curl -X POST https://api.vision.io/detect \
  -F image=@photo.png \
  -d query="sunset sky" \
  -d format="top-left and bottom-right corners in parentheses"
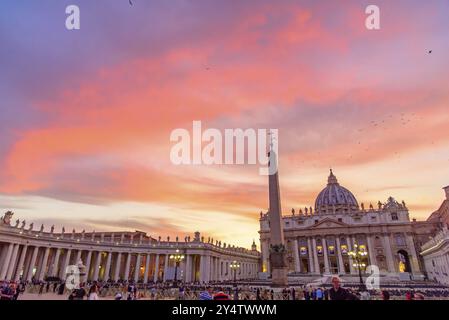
top-left (1, 0), bottom-right (449, 248)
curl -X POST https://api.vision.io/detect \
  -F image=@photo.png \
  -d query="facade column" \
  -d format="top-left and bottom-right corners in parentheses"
top-left (104, 252), bottom-right (112, 281)
top-left (406, 234), bottom-right (421, 274)
top-left (15, 245), bottom-right (28, 281)
top-left (114, 252), bottom-right (122, 281)
top-left (322, 238), bottom-right (330, 274)
top-left (0, 243), bottom-right (14, 280)
top-left (124, 252), bottom-right (131, 281)
top-left (335, 236), bottom-right (345, 274)
top-left (153, 254), bottom-right (160, 283)
top-left (6, 244), bottom-right (20, 280)
top-left (143, 254), bottom-right (151, 283)
top-left (346, 236), bottom-right (355, 274)
top-left (307, 237), bottom-right (314, 273)
top-left (312, 237), bottom-right (320, 274)
top-left (185, 254), bottom-right (192, 283)
top-left (366, 235), bottom-right (377, 267)
top-left (205, 255), bottom-right (211, 283)
top-left (293, 239), bottom-right (301, 272)
top-left (383, 233), bottom-right (396, 273)
top-left (199, 255), bottom-right (205, 283)
top-left (51, 248), bottom-right (61, 277)
top-left (59, 249), bottom-right (72, 280)
top-left (75, 250), bottom-right (82, 264)
top-left (134, 253), bottom-right (141, 282)
top-left (261, 240), bottom-right (270, 275)
top-left (27, 246), bottom-right (40, 281)
top-left (93, 251), bottom-right (102, 280)
top-left (38, 247), bottom-right (50, 281)
top-left (85, 251), bottom-right (93, 280)
top-left (163, 254), bottom-right (169, 282)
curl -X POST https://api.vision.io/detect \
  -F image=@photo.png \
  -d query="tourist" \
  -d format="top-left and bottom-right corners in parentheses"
top-left (213, 291), bottom-right (230, 300)
top-left (0, 283), bottom-right (15, 301)
top-left (316, 287), bottom-right (324, 300)
top-left (328, 276), bottom-right (355, 300)
top-left (414, 292), bottom-right (425, 300)
top-left (199, 287), bottom-right (213, 300)
top-left (74, 283), bottom-right (87, 300)
top-left (88, 281), bottom-right (100, 300)
top-left (381, 290), bottom-right (390, 300)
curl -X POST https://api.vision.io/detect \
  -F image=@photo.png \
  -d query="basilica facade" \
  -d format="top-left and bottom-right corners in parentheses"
top-left (259, 170), bottom-right (440, 281)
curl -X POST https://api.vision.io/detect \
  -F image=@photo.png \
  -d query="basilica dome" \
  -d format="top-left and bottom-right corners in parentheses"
top-left (315, 170), bottom-right (359, 214)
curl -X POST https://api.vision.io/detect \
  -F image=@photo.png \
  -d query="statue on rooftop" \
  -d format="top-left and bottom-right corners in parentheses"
top-left (1, 211), bottom-right (13, 225)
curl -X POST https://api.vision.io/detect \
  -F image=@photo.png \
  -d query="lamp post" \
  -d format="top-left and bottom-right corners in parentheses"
top-left (348, 243), bottom-right (368, 291)
top-left (230, 261), bottom-right (240, 287)
top-left (169, 249), bottom-right (185, 288)
top-left (230, 260), bottom-right (241, 300)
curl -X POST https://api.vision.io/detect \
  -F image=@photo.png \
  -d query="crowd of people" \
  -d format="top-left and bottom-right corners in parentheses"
top-left (2, 276), bottom-right (449, 300)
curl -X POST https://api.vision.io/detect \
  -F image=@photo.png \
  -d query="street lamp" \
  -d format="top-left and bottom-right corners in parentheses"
top-left (169, 249), bottom-right (185, 288)
top-left (348, 243), bottom-right (368, 291)
top-left (230, 260), bottom-right (240, 287)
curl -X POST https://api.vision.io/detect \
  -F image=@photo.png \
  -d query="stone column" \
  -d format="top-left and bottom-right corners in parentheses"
top-left (185, 254), bottom-right (192, 283)
top-left (199, 255), bottom-right (205, 283)
top-left (205, 255), bottom-right (211, 283)
top-left (6, 244), bottom-right (20, 280)
top-left (406, 234), bottom-right (421, 274)
top-left (144, 254), bottom-right (151, 283)
top-left (335, 236), bottom-right (345, 274)
top-left (124, 252), bottom-right (131, 281)
top-left (134, 253), bottom-right (141, 282)
top-left (92, 251), bottom-right (102, 280)
top-left (366, 235), bottom-right (377, 266)
top-left (27, 246), bottom-right (39, 281)
top-left (0, 243), bottom-right (14, 280)
top-left (383, 233), bottom-right (396, 273)
top-left (59, 249), bottom-right (72, 280)
top-left (307, 237), bottom-right (314, 273)
top-left (15, 245), bottom-right (28, 281)
top-left (114, 252), bottom-right (122, 281)
top-left (85, 251), bottom-right (92, 280)
top-left (104, 252), bottom-right (112, 281)
top-left (163, 254), bottom-right (169, 282)
top-left (293, 239), bottom-right (301, 272)
top-left (346, 236), bottom-right (355, 274)
top-left (312, 237), bottom-right (320, 274)
top-left (322, 238), bottom-right (330, 274)
top-left (51, 248), bottom-right (61, 277)
top-left (75, 250), bottom-right (82, 264)
top-left (153, 254), bottom-right (160, 283)
top-left (38, 247), bottom-right (50, 281)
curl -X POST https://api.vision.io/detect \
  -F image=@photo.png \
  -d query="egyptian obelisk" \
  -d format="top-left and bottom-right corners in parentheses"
top-left (267, 141), bottom-right (288, 287)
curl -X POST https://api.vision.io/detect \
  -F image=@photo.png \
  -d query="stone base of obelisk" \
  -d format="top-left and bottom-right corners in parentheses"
top-left (270, 267), bottom-right (289, 287)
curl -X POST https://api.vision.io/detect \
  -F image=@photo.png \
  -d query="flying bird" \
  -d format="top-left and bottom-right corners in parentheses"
top-left (428, 50), bottom-right (432, 54)
top-left (129, 0), bottom-right (133, 5)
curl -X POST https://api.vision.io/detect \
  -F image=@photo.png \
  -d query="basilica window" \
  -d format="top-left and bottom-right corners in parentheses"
top-left (317, 245), bottom-right (323, 255)
top-left (300, 247), bottom-right (308, 256)
top-left (340, 244), bottom-right (348, 254)
top-left (391, 212), bottom-right (399, 221)
top-left (395, 234), bottom-right (406, 246)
